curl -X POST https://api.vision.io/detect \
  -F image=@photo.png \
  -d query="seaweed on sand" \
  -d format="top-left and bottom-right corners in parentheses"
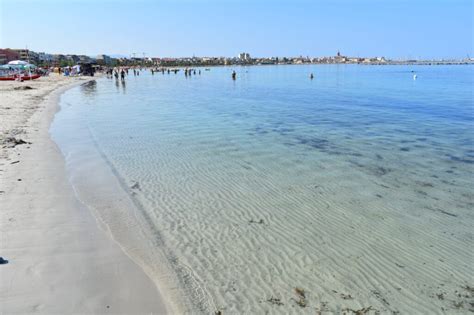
top-left (267, 296), bottom-right (284, 306)
top-left (293, 287), bottom-right (307, 308)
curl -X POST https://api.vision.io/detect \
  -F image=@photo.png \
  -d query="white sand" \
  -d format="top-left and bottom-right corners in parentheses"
top-left (0, 75), bottom-right (168, 314)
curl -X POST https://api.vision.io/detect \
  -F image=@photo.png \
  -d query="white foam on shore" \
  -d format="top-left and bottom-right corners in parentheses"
top-left (52, 94), bottom-right (194, 313)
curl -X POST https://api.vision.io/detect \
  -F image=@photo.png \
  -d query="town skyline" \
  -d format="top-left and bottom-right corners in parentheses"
top-left (2, 47), bottom-right (471, 68)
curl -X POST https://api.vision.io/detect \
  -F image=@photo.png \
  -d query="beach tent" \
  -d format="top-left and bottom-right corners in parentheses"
top-left (1, 63), bottom-right (36, 69)
top-left (0, 63), bottom-right (37, 72)
top-left (7, 60), bottom-right (28, 65)
top-left (70, 65), bottom-right (81, 76)
top-left (1, 64), bottom-right (36, 70)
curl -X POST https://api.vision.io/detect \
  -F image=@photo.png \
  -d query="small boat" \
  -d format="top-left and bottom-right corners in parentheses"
top-left (0, 74), bottom-right (41, 81)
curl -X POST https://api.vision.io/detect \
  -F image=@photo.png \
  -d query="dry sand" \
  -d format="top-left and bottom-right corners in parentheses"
top-left (0, 74), bottom-right (167, 314)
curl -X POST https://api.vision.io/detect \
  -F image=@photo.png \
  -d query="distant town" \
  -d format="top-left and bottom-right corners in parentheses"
top-left (1, 48), bottom-right (472, 67)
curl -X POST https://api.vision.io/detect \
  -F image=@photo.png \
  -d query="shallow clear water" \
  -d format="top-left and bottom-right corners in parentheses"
top-left (52, 65), bottom-right (473, 314)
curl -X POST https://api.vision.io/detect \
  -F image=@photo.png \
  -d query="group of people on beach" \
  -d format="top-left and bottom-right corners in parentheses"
top-left (103, 66), bottom-right (317, 81)
top-left (104, 66), bottom-right (305, 81)
top-left (106, 66), bottom-right (210, 81)
top-left (106, 67), bottom-right (141, 81)
top-left (151, 68), bottom-right (181, 75)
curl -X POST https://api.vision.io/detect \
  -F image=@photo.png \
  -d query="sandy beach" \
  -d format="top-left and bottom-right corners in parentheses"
top-left (0, 74), bottom-right (167, 314)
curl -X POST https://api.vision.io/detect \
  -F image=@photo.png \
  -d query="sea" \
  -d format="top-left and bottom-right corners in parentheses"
top-left (51, 65), bottom-right (473, 314)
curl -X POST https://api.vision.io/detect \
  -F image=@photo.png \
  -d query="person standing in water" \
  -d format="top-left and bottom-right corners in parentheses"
top-left (120, 68), bottom-right (125, 81)
top-left (310, 73), bottom-right (314, 79)
top-left (232, 70), bottom-right (236, 80)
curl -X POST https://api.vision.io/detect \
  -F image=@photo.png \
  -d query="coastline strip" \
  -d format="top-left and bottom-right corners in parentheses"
top-left (0, 75), bottom-right (167, 314)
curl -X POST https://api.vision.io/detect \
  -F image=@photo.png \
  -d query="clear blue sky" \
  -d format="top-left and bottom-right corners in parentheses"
top-left (0, 0), bottom-right (472, 59)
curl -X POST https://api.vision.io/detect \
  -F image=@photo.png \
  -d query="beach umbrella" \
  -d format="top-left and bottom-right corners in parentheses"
top-left (7, 60), bottom-right (28, 65)
top-left (0, 63), bottom-right (36, 71)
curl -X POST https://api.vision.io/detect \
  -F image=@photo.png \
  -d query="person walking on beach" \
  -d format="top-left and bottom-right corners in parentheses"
top-left (120, 69), bottom-right (125, 81)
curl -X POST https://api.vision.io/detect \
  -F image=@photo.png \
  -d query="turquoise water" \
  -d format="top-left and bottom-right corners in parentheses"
top-left (52, 65), bottom-right (473, 314)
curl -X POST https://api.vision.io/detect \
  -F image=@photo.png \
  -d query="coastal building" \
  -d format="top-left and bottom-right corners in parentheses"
top-left (151, 57), bottom-right (161, 65)
top-left (12, 49), bottom-right (29, 60)
top-left (238, 52), bottom-right (251, 63)
top-left (334, 51), bottom-right (348, 63)
top-left (78, 55), bottom-right (94, 63)
top-left (96, 54), bottom-right (112, 65)
top-left (66, 55), bottom-right (80, 63)
top-left (0, 48), bottom-right (20, 64)
top-left (38, 52), bottom-right (53, 63)
top-left (52, 54), bottom-right (66, 62)
top-left (0, 48), bottom-right (38, 64)
top-left (11, 49), bottom-right (38, 64)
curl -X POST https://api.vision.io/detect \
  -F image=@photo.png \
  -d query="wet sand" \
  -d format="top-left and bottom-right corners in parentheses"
top-left (0, 74), bottom-right (168, 314)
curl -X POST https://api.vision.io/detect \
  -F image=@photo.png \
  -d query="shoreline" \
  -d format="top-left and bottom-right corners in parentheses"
top-left (0, 75), bottom-right (168, 313)
top-left (52, 79), bottom-right (193, 314)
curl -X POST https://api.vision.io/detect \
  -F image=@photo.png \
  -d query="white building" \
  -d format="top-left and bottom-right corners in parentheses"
top-left (38, 52), bottom-right (53, 63)
top-left (238, 52), bottom-right (251, 62)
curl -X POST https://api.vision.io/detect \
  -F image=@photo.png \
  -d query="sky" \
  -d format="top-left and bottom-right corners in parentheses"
top-left (0, 0), bottom-right (472, 59)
